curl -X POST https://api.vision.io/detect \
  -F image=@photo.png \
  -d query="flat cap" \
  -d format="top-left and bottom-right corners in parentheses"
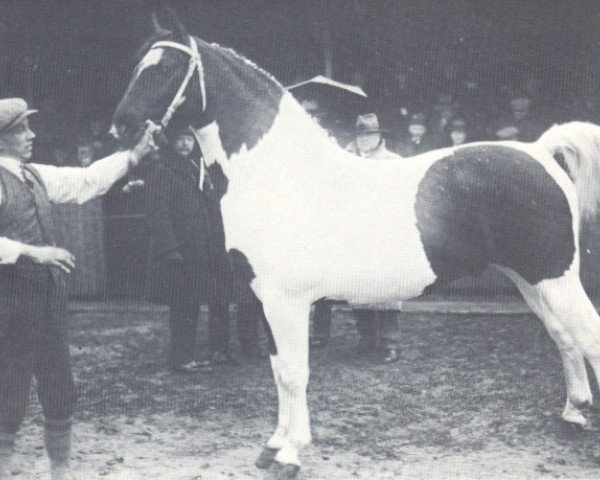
top-left (0, 98), bottom-right (37, 134)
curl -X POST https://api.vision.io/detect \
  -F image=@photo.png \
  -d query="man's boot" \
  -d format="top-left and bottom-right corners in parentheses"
top-left (44, 417), bottom-right (76, 480)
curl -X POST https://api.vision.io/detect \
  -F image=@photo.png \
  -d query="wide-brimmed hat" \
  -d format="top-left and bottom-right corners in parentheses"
top-left (354, 113), bottom-right (387, 135)
top-left (0, 98), bottom-right (37, 134)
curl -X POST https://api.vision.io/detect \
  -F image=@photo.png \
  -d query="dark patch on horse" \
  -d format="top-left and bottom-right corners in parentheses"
top-left (415, 144), bottom-right (575, 286)
top-left (227, 248), bottom-right (276, 355)
top-left (195, 38), bottom-right (283, 158)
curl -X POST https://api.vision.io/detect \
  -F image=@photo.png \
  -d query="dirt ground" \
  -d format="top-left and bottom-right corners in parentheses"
top-left (9, 304), bottom-right (600, 479)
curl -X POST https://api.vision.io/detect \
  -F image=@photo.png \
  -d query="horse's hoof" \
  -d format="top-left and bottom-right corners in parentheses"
top-left (255, 446), bottom-right (279, 469)
top-left (269, 461), bottom-right (301, 479)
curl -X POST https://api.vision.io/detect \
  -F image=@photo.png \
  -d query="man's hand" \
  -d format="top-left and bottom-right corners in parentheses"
top-left (129, 120), bottom-right (162, 167)
top-left (22, 245), bottom-right (76, 274)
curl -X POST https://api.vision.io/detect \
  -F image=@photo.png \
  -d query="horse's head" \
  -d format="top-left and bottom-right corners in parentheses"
top-left (114, 7), bottom-right (286, 160)
top-left (111, 9), bottom-right (206, 146)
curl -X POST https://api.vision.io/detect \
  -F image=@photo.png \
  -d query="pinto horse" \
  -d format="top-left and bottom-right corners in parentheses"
top-left (112, 11), bottom-right (600, 479)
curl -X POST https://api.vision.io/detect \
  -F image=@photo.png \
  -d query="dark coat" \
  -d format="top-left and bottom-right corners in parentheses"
top-left (144, 152), bottom-right (230, 304)
top-left (397, 135), bottom-right (437, 157)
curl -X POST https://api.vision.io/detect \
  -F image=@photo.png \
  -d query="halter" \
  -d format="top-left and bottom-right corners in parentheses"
top-left (150, 36), bottom-right (207, 128)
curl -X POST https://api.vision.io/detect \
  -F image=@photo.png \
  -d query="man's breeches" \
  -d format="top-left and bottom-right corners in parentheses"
top-left (0, 274), bottom-right (76, 434)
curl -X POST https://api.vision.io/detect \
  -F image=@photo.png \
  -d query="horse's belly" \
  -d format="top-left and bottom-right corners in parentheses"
top-left (220, 155), bottom-right (443, 302)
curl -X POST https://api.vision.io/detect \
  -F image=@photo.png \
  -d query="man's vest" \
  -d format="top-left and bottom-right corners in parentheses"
top-left (0, 164), bottom-right (60, 282)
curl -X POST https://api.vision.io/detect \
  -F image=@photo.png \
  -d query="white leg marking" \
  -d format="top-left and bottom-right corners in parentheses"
top-left (261, 291), bottom-right (311, 467)
top-left (267, 355), bottom-right (290, 450)
top-left (500, 267), bottom-right (593, 425)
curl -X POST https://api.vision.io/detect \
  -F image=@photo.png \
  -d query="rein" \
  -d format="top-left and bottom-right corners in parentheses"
top-left (150, 36), bottom-right (207, 129)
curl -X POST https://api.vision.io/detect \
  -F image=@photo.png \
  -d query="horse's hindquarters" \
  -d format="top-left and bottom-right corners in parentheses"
top-left (415, 144), bottom-right (577, 288)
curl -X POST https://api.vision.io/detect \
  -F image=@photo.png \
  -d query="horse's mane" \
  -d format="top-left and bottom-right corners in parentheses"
top-left (136, 31), bottom-right (284, 92)
top-left (207, 41), bottom-right (284, 90)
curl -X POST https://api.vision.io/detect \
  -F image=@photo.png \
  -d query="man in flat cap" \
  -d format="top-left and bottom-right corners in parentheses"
top-left (0, 98), bottom-right (158, 480)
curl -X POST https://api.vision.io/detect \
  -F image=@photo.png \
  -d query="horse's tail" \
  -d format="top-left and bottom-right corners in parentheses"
top-left (536, 121), bottom-right (600, 222)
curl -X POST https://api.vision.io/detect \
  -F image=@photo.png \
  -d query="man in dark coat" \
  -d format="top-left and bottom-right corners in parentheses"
top-left (144, 126), bottom-right (233, 371)
top-left (0, 98), bottom-right (157, 480)
top-left (397, 113), bottom-right (436, 157)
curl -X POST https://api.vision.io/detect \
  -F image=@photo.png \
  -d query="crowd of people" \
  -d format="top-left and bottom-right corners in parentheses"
top-left (310, 79), bottom-right (600, 159)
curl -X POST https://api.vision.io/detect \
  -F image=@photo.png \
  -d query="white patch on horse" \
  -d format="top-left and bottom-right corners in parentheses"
top-left (134, 48), bottom-right (164, 81)
top-left (219, 92), bottom-right (438, 305)
top-left (192, 122), bottom-right (228, 168)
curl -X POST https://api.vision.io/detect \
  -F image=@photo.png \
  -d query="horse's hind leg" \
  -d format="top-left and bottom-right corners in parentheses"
top-left (500, 268), bottom-right (593, 426)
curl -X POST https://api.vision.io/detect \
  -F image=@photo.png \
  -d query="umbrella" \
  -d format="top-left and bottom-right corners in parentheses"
top-left (286, 75), bottom-right (370, 117)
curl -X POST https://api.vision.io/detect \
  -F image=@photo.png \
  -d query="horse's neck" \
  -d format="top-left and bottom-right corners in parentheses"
top-left (194, 82), bottom-right (341, 176)
top-left (197, 39), bottom-right (285, 159)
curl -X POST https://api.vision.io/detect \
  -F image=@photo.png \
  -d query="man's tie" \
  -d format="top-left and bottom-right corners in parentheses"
top-left (20, 165), bottom-right (36, 189)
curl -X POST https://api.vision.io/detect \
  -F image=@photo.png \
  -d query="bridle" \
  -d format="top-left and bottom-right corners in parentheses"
top-left (148, 36), bottom-right (210, 190)
top-left (150, 35), bottom-right (207, 129)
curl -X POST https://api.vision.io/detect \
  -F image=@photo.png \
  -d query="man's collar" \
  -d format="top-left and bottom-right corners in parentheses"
top-left (0, 155), bottom-right (26, 180)
top-left (358, 138), bottom-right (385, 158)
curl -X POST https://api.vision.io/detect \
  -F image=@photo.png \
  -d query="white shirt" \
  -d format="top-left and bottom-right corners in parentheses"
top-left (0, 151), bottom-right (131, 264)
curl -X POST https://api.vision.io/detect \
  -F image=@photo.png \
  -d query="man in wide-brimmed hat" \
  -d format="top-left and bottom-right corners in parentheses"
top-left (0, 98), bottom-right (157, 480)
top-left (344, 113), bottom-right (402, 363)
top-left (346, 113), bottom-right (400, 160)
top-left (311, 112), bottom-right (399, 351)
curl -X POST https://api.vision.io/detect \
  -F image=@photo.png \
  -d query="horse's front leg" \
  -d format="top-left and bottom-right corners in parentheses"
top-left (255, 354), bottom-right (289, 468)
top-left (256, 291), bottom-right (311, 478)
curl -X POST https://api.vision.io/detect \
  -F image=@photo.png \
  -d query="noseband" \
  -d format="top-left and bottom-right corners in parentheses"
top-left (150, 36), bottom-right (207, 128)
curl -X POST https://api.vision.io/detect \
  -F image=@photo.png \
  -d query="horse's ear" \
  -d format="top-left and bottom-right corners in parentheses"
top-left (154, 5), bottom-right (188, 43)
top-left (151, 12), bottom-right (170, 36)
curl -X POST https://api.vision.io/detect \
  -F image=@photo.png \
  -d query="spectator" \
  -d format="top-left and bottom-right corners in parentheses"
top-left (346, 113), bottom-right (399, 159)
top-left (428, 93), bottom-right (458, 147)
top-left (568, 87), bottom-right (600, 124)
top-left (144, 125), bottom-right (232, 372)
top-left (449, 118), bottom-right (470, 146)
top-left (346, 113), bottom-right (403, 364)
top-left (75, 140), bottom-right (95, 168)
top-left (397, 113), bottom-right (436, 157)
top-left (493, 89), bottom-right (546, 142)
top-left (439, 117), bottom-right (471, 148)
